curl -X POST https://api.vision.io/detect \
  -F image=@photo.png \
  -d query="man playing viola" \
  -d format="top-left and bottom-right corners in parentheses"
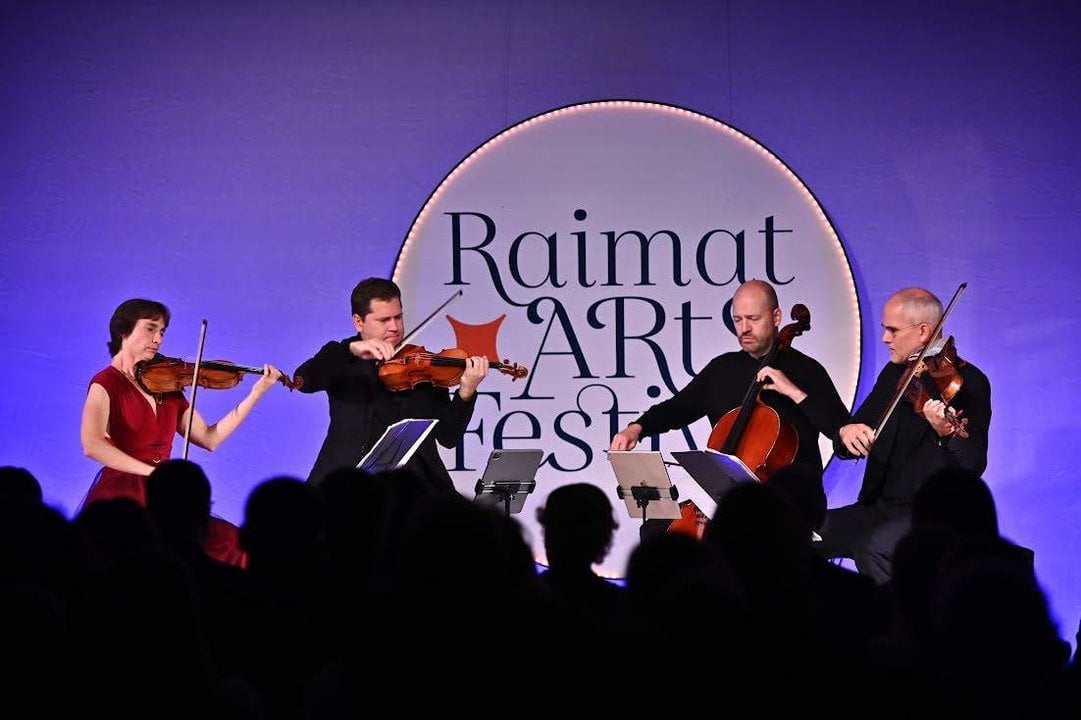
top-left (609, 279), bottom-right (851, 540)
top-left (815, 286), bottom-right (991, 584)
top-left (294, 277), bottom-right (489, 488)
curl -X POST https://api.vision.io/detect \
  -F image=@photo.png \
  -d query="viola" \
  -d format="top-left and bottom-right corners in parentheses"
top-left (898, 335), bottom-right (969, 438)
top-left (874, 282), bottom-right (969, 440)
top-left (135, 354), bottom-right (298, 394)
top-left (377, 344), bottom-right (528, 391)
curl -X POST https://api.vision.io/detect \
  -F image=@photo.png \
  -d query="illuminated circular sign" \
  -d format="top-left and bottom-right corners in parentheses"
top-left (395, 100), bottom-right (859, 577)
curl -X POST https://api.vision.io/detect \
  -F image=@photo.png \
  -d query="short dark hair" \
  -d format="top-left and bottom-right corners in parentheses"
top-left (350, 278), bottom-right (401, 318)
top-left (107, 299), bottom-right (170, 356)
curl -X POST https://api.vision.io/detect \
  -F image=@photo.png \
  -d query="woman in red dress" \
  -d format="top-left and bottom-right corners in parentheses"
top-left (79, 298), bottom-right (284, 566)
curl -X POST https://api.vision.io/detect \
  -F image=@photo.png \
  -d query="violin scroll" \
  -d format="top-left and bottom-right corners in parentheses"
top-left (499, 359), bottom-right (528, 380)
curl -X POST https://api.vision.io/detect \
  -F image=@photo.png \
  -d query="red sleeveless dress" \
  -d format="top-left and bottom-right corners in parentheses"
top-left (82, 366), bottom-right (247, 567)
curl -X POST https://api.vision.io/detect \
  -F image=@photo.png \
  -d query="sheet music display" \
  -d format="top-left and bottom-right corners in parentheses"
top-left (355, 418), bottom-right (438, 474)
top-left (607, 451), bottom-right (682, 522)
top-left (473, 448), bottom-right (544, 515)
top-left (670, 449), bottom-right (758, 502)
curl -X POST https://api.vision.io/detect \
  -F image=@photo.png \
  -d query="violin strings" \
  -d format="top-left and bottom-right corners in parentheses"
top-left (402, 352), bottom-right (512, 368)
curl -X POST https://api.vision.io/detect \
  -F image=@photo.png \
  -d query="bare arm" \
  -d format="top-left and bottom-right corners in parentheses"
top-left (80, 383), bottom-right (157, 476)
top-left (184, 364), bottom-right (283, 451)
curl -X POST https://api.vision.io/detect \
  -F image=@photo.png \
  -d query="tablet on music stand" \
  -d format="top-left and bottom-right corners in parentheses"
top-left (356, 418), bottom-right (438, 474)
top-left (607, 451), bottom-right (682, 522)
top-left (473, 448), bottom-right (544, 515)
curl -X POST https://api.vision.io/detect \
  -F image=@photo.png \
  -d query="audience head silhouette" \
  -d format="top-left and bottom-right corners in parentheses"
top-left (146, 459), bottom-right (212, 547)
top-left (240, 475), bottom-right (324, 570)
top-left (765, 463), bottom-right (827, 537)
top-left (911, 466), bottom-right (998, 539)
top-left (0, 465), bottom-right (43, 511)
top-left (537, 482), bottom-right (618, 568)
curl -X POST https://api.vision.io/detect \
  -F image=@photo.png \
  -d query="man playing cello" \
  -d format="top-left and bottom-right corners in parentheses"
top-left (609, 279), bottom-right (851, 540)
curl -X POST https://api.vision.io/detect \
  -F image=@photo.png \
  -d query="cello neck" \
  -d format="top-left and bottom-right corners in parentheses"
top-left (719, 343), bottom-right (778, 454)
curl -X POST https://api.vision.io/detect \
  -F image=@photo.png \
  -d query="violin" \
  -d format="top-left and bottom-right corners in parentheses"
top-left (377, 344), bottom-right (527, 391)
top-left (135, 354), bottom-right (298, 394)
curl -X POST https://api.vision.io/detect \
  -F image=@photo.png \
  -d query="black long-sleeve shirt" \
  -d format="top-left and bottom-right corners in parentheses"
top-left (293, 335), bottom-right (477, 488)
top-left (836, 358), bottom-right (991, 506)
top-left (634, 346), bottom-right (851, 474)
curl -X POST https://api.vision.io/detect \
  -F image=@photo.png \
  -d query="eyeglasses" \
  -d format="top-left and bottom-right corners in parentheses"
top-left (880, 323), bottom-right (923, 337)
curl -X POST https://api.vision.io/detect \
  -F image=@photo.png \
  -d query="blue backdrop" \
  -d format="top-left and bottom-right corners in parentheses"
top-left (3, 1), bottom-right (1079, 649)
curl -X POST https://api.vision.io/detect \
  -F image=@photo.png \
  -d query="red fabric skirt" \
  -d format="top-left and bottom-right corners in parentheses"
top-left (83, 470), bottom-right (248, 568)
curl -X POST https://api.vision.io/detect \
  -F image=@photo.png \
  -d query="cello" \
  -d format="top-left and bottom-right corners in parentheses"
top-left (667, 303), bottom-right (812, 538)
top-left (706, 303), bottom-right (811, 480)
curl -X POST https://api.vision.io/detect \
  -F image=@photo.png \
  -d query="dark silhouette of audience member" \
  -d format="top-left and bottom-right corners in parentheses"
top-left (74, 547), bottom-right (259, 719)
top-left (0, 465), bottom-right (43, 508)
top-left (910, 465), bottom-right (1035, 570)
top-left (7, 458), bottom-right (1079, 718)
top-left (146, 460), bottom-right (252, 684)
top-left (866, 523), bottom-right (962, 718)
top-left (312, 466), bottom-right (396, 648)
top-left (911, 466), bottom-right (998, 537)
top-left (317, 466), bottom-right (437, 603)
top-left (1, 468), bottom-right (82, 716)
top-left (389, 494), bottom-right (561, 691)
top-left (702, 480), bottom-right (835, 708)
top-left (535, 482), bottom-right (625, 634)
top-left (74, 496), bottom-right (160, 569)
top-left (872, 466), bottom-right (1075, 718)
top-left (236, 475), bottom-right (330, 720)
top-left (766, 463), bottom-right (880, 688)
top-left (931, 543), bottom-right (1073, 718)
top-left (621, 529), bottom-right (752, 690)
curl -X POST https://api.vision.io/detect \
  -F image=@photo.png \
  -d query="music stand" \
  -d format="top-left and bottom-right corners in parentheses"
top-left (473, 448), bottom-right (544, 516)
top-left (607, 451), bottom-right (682, 525)
top-left (670, 449), bottom-right (758, 503)
top-left (356, 418), bottom-right (438, 474)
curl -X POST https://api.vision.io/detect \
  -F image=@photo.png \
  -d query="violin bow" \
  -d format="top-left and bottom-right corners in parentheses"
top-left (873, 282), bottom-right (967, 438)
top-left (182, 319), bottom-right (209, 460)
top-left (391, 289), bottom-right (463, 357)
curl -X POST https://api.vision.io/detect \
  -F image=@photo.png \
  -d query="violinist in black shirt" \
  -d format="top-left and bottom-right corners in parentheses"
top-left (293, 278), bottom-right (490, 489)
top-left (815, 286), bottom-right (991, 584)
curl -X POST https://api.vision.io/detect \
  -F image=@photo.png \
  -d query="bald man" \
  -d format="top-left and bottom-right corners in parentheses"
top-left (610, 279), bottom-right (851, 539)
top-left (815, 287), bottom-right (991, 584)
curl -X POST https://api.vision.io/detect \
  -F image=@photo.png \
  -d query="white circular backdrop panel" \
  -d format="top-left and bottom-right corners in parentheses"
top-left (395, 100), bottom-right (860, 578)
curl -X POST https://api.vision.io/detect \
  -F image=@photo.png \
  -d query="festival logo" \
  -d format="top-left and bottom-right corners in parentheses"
top-left (394, 100), bottom-right (860, 577)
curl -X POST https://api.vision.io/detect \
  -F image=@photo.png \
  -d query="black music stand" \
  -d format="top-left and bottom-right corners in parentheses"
top-left (671, 449), bottom-right (758, 503)
top-left (356, 418), bottom-right (438, 474)
top-left (473, 448), bottom-right (544, 516)
top-left (608, 451), bottom-right (682, 525)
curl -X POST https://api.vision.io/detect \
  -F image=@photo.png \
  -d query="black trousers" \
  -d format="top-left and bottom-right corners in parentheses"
top-left (815, 500), bottom-right (912, 585)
